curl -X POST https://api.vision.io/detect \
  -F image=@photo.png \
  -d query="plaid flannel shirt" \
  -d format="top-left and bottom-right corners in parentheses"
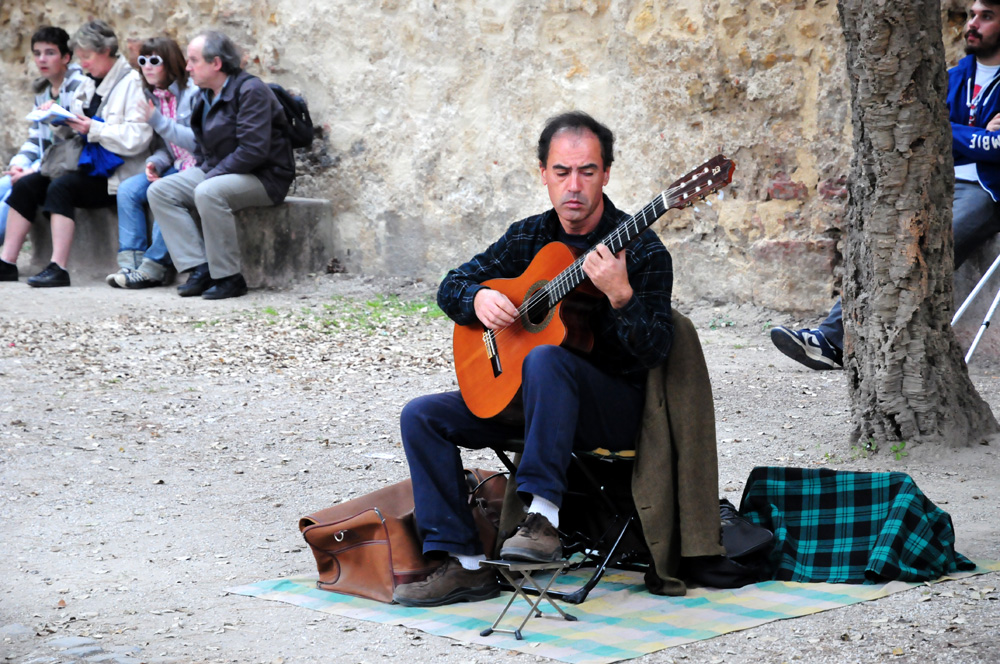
top-left (739, 466), bottom-right (975, 583)
top-left (437, 195), bottom-right (674, 380)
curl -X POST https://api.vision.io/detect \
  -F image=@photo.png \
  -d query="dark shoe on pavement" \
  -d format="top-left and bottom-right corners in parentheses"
top-left (500, 513), bottom-right (563, 562)
top-left (177, 264), bottom-right (212, 297)
top-left (770, 326), bottom-right (843, 370)
top-left (392, 557), bottom-right (499, 607)
top-left (0, 260), bottom-right (18, 282)
top-left (201, 273), bottom-right (248, 300)
top-left (27, 262), bottom-right (70, 288)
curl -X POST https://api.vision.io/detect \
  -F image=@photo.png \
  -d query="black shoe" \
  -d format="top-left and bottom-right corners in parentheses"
top-left (0, 260), bottom-right (17, 282)
top-left (177, 264), bottom-right (212, 297)
top-left (202, 273), bottom-right (248, 300)
top-left (27, 262), bottom-right (70, 288)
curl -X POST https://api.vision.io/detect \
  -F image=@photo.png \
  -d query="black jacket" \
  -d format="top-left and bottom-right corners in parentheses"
top-left (190, 70), bottom-right (295, 204)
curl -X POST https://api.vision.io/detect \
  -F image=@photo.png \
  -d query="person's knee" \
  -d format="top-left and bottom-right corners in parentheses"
top-left (193, 181), bottom-right (230, 213)
top-left (400, 395), bottom-right (438, 439)
top-left (118, 175), bottom-right (147, 205)
top-left (147, 178), bottom-right (169, 207)
top-left (523, 345), bottom-right (574, 382)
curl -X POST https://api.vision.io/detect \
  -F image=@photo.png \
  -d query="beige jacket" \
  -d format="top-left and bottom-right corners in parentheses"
top-left (70, 55), bottom-right (153, 194)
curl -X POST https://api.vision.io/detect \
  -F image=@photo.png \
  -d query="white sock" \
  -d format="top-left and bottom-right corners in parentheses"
top-left (528, 495), bottom-right (560, 528)
top-left (454, 553), bottom-right (486, 570)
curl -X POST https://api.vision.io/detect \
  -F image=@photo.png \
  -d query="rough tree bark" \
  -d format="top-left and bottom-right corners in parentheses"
top-left (837, 0), bottom-right (998, 447)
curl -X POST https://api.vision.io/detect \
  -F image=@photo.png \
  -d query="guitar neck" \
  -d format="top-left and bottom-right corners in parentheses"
top-left (529, 154), bottom-right (734, 312)
top-left (539, 193), bottom-right (669, 308)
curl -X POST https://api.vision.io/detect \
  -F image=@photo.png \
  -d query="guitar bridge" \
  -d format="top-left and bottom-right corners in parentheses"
top-left (483, 329), bottom-right (502, 378)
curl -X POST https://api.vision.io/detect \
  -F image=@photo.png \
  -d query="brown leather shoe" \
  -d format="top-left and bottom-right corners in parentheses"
top-left (392, 557), bottom-right (499, 607)
top-left (500, 513), bottom-right (563, 562)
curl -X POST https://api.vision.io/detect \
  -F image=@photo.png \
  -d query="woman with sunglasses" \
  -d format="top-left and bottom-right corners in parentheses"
top-left (107, 36), bottom-right (198, 289)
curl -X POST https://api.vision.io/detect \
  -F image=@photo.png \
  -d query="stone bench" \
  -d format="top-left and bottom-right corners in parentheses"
top-left (27, 196), bottom-right (336, 288)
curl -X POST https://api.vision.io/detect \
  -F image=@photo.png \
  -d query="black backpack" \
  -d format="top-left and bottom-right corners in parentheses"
top-left (266, 83), bottom-right (314, 150)
top-left (233, 77), bottom-right (315, 150)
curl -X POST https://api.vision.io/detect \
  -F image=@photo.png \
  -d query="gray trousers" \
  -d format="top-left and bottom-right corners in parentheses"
top-left (147, 167), bottom-right (272, 279)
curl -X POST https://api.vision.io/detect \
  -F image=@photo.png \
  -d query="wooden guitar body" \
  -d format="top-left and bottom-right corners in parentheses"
top-left (452, 241), bottom-right (597, 420)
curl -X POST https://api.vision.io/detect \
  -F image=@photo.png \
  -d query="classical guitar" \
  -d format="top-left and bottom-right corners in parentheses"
top-left (453, 154), bottom-right (737, 420)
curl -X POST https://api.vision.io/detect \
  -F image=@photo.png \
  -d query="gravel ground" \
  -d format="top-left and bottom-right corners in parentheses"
top-left (1, 273), bottom-right (998, 664)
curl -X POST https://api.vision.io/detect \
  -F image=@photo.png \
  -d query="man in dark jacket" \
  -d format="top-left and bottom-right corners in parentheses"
top-left (148, 30), bottom-right (294, 300)
top-left (392, 112), bottom-right (674, 607)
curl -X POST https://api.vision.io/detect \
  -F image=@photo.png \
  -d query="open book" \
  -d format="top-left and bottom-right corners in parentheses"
top-left (25, 104), bottom-right (76, 124)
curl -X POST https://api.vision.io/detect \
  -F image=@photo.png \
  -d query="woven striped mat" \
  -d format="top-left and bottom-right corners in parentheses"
top-left (228, 561), bottom-right (1000, 664)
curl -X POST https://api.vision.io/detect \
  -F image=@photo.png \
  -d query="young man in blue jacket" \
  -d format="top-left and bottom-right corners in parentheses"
top-left (771, 0), bottom-right (1000, 370)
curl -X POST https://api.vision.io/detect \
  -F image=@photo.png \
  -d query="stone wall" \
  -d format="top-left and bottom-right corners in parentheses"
top-left (0, 0), bottom-right (970, 313)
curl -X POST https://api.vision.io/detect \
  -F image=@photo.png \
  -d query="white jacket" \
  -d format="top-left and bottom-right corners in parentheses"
top-left (70, 55), bottom-right (153, 194)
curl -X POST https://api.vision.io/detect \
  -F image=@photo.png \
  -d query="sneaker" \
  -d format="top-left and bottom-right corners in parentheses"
top-left (115, 269), bottom-right (162, 289)
top-left (106, 267), bottom-right (130, 288)
top-left (770, 326), bottom-right (843, 370)
top-left (27, 262), bottom-right (70, 288)
top-left (0, 260), bottom-right (17, 282)
top-left (392, 557), bottom-right (499, 607)
top-left (500, 513), bottom-right (563, 563)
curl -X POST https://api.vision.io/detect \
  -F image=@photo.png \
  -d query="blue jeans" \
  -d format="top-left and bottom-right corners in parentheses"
top-left (818, 181), bottom-right (1000, 351)
top-left (116, 170), bottom-right (176, 266)
top-left (399, 345), bottom-right (645, 556)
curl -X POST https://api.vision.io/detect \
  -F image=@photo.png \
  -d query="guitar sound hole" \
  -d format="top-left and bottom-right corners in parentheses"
top-left (526, 298), bottom-right (550, 326)
top-left (521, 281), bottom-right (556, 332)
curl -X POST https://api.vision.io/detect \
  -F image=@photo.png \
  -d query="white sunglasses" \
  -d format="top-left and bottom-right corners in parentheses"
top-left (137, 55), bottom-right (163, 67)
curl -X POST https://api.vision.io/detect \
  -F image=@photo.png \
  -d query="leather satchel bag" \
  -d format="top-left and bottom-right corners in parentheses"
top-left (299, 468), bottom-right (506, 603)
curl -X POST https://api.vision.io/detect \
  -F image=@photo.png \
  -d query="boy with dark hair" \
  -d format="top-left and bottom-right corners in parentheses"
top-left (0, 26), bottom-right (92, 250)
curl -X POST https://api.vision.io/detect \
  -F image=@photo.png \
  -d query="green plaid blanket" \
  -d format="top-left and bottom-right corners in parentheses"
top-left (739, 466), bottom-right (975, 583)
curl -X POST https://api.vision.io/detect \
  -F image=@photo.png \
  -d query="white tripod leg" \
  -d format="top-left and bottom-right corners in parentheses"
top-left (953, 252), bottom-right (1000, 326)
top-left (965, 284), bottom-right (1000, 363)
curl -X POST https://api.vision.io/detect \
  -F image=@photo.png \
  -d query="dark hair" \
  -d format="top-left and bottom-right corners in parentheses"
top-left (138, 37), bottom-right (188, 91)
top-left (31, 26), bottom-right (72, 57)
top-left (70, 20), bottom-right (118, 57)
top-left (537, 111), bottom-right (614, 169)
top-left (197, 30), bottom-right (242, 75)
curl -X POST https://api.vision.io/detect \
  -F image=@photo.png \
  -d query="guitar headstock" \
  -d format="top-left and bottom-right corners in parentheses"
top-left (663, 155), bottom-right (736, 210)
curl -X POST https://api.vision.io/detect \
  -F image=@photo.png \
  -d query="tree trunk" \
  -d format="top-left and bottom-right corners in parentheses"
top-left (837, 0), bottom-right (998, 447)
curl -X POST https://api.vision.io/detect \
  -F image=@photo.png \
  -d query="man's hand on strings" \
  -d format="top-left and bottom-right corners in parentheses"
top-left (583, 243), bottom-right (633, 309)
top-left (474, 289), bottom-right (519, 330)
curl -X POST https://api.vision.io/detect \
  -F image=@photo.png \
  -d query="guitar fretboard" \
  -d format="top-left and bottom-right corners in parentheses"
top-left (540, 192), bottom-right (670, 307)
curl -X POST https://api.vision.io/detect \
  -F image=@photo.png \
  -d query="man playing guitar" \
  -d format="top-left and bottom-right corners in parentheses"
top-left (394, 111), bottom-right (674, 607)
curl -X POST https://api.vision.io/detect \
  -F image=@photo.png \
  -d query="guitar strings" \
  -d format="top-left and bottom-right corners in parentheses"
top-left (486, 184), bottom-right (684, 347)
